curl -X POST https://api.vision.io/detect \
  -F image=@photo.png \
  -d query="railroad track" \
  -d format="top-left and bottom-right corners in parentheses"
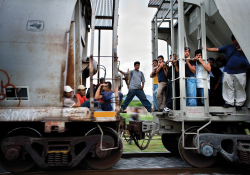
top-left (1, 152), bottom-right (248, 175)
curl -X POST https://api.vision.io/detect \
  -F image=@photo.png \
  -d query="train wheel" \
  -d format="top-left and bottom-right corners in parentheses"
top-left (178, 127), bottom-right (216, 168)
top-left (0, 128), bottom-right (41, 173)
top-left (162, 134), bottom-right (180, 155)
top-left (85, 127), bottom-right (123, 169)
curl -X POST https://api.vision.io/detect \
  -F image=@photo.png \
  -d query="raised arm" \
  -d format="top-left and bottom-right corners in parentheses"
top-left (156, 62), bottom-right (164, 74)
top-left (150, 67), bottom-right (157, 78)
top-left (186, 57), bottom-right (196, 74)
top-left (95, 84), bottom-right (103, 100)
top-left (206, 47), bottom-right (219, 52)
top-left (198, 57), bottom-right (211, 72)
top-left (118, 69), bottom-right (126, 76)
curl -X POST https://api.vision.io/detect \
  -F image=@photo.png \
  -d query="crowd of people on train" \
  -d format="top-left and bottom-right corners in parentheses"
top-left (151, 34), bottom-right (249, 112)
top-left (63, 34), bottom-right (249, 112)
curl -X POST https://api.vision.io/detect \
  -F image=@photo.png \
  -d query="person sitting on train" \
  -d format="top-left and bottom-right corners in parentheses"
top-left (76, 85), bottom-right (88, 105)
top-left (193, 49), bottom-right (211, 106)
top-left (209, 58), bottom-right (222, 106)
top-left (63, 85), bottom-right (81, 107)
top-left (150, 59), bottom-right (159, 111)
top-left (156, 55), bottom-right (168, 112)
top-left (95, 81), bottom-right (123, 111)
top-left (164, 54), bottom-right (180, 111)
top-left (206, 35), bottom-right (250, 110)
top-left (184, 47), bottom-right (197, 106)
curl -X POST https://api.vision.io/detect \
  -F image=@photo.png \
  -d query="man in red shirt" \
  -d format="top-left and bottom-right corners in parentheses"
top-left (77, 85), bottom-right (88, 105)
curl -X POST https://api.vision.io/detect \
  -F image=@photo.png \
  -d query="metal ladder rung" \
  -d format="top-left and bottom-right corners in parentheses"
top-left (184, 132), bottom-right (197, 135)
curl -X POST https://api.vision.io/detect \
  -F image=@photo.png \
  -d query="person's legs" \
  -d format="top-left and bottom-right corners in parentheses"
top-left (81, 100), bottom-right (90, 107)
top-left (157, 82), bottom-right (167, 110)
top-left (153, 84), bottom-right (158, 91)
top-left (81, 100), bottom-right (103, 111)
top-left (121, 89), bottom-right (136, 110)
top-left (197, 88), bottom-right (204, 106)
top-left (186, 78), bottom-right (197, 106)
top-left (153, 89), bottom-right (158, 110)
top-left (166, 81), bottom-right (172, 109)
top-left (234, 73), bottom-right (247, 107)
top-left (223, 72), bottom-right (234, 106)
top-left (135, 90), bottom-right (152, 112)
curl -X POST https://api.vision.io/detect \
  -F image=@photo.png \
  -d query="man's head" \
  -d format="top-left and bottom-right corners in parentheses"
top-left (134, 61), bottom-right (140, 71)
top-left (215, 56), bottom-right (225, 67)
top-left (77, 85), bottom-right (87, 96)
top-left (169, 55), bottom-right (172, 59)
top-left (100, 77), bottom-right (105, 84)
top-left (184, 47), bottom-right (191, 58)
top-left (231, 34), bottom-right (238, 47)
top-left (103, 81), bottom-right (112, 91)
top-left (209, 58), bottom-right (215, 67)
top-left (153, 60), bottom-right (158, 67)
top-left (158, 55), bottom-right (164, 64)
top-left (194, 49), bottom-right (202, 61)
top-left (64, 85), bottom-right (73, 98)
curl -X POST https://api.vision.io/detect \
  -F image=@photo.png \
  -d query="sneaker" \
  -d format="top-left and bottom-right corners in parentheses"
top-left (120, 109), bottom-right (127, 113)
top-left (158, 109), bottom-right (163, 112)
top-left (236, 106), bottom-right (242, 111)
top-left (223, 104), bottom-right (233, 108)
top-left (163, 107), bottom-right (171, 112)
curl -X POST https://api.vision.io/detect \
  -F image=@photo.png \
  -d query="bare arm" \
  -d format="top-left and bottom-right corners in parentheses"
top-left (206, 47), bottom-right (219, 52)
top-left (173, 61), bottom-right (179, 72)
top-left (198, 58), bottom-right (211, 72)
top-left (214, 76), bottom-right (221, 90)
top-left (118, 69), bottom-right (126, 75)
top-left (186, 58), bottom-right (196, 74)
top-left (163, 66), bottom-right (168, 77)
top-left (156, 63), bottom-right (163, 74)
top-left (140, 82), bottom-right (145, 90)
top-left (94, 84), bottom-right (103, 100)
top-left (150, 67), bottom-right (157, 78)
top-left (73, 94), bottom-right (81, 107)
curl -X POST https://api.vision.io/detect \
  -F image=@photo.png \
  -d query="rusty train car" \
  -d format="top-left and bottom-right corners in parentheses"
top-left (0, 0), bottom-right (124, 173)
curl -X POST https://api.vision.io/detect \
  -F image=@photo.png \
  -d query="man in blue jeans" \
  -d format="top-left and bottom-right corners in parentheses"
top-left (150, 59), bottom-right (159, 111)
top-left (185, 47), bottom-right (197, 106)
top-left (120, 61), bottom-right (152, 112)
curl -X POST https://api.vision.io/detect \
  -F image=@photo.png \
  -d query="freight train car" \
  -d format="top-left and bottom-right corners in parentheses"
top-left (128, 0), bottom-right (250, 168)
top-left (0, 0), bottom-right (124, 173)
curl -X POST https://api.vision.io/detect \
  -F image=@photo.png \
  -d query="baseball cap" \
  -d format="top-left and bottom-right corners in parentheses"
top-left (77, 85), bottom-right (87, 90)
top-left (64, 86), bottom-right (73, 92)
top-left (185, 47), bottom-right (191, 52)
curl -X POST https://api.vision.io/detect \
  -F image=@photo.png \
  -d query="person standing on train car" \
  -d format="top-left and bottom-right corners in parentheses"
top-left (76, 85), bottom-right (88, 105)
top-left (206, 35), bottom-right (250, 110)
top-left (63, 86), bottom-right (81, 107)
top-left (120, 61), bottom-right (153, 113)
top-left (185, 47), bottom-right (197, 106)
top-left (193, 49), bottom-right (211, 106)
top-left (150, 59), bottom-right (159, 111)
top-left (209, 58), bottom-right (223, 106)
top-left (156, 55), bottom-right (168, 112)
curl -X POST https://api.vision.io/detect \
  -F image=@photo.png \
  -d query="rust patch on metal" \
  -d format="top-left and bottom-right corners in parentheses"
top-left (45, 121), bottom-right (65, 133)
top-left (66, 22), bottom-right (75, 90)
top-left (0, 69), bottom-right (21, 106)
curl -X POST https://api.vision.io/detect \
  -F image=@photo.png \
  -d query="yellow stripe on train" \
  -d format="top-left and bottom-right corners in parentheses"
top-left (94, 111), bottom-right (116, 117)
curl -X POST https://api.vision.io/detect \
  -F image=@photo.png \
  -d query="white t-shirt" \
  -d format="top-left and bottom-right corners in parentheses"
top-left (196, 63), bottom-right (210, 89)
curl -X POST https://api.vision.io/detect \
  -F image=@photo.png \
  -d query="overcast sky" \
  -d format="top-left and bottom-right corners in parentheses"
top-left (87, 0), bottom-right (168, 96)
